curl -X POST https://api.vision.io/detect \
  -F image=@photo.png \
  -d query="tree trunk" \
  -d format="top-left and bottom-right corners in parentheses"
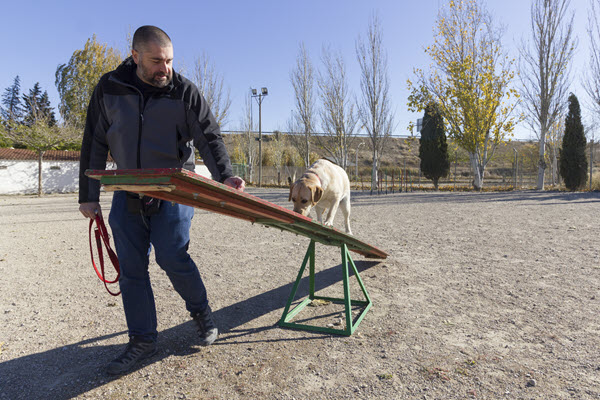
top-left (37, 151), bottom-right (44, 197)
top-left (469, 153), bottom-right (482, 191)
top-left (433, 178), bottom-right (439, 191)
top-left (469, 153), bottom-right (487, 191)
top-left (537, 133), bottom-right (547, 190)
top-left (305, 134), bottom-right (310, 167)
top-left (371, 148), bottom-right (378, 190)
top-left (551, 151), bottom-right (558, 186)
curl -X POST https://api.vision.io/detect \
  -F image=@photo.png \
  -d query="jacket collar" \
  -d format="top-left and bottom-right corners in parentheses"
top-left (113, 56), bottom-right (182, 92)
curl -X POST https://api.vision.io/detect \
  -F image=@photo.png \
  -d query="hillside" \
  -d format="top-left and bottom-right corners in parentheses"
top-left (222, 134), bottom-right (600, 189)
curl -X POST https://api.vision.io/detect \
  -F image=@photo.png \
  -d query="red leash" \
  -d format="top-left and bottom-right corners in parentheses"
top-left (89, 215), bottom-right (120, 296)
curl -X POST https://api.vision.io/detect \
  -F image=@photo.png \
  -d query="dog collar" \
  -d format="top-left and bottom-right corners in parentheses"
top-left (304, 171), bottom-right (321, 185)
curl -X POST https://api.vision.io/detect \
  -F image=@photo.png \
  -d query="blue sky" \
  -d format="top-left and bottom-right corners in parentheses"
top-left (0, 0), bottom-right (594, 140)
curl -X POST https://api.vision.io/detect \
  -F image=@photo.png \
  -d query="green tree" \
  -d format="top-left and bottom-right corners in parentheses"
top-left (1, 75), bottom-right (23, 143)
top-left (419, 103), bottom-right (450, 190)
top-left (55, 35), bottom-right (121, 130)
top-left (559, 93), bottom-right (587, 190)
top-left (38, 91), bottom-right (57, 127)
top-left (0, 110), bottom-right (80, 196)
top-left (22, 83), bottom-right (56, 127)
top-left (408, 0), bottom-right (521, 190)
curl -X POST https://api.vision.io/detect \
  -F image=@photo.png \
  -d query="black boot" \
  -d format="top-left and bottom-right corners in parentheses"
top-left (191, 306), bottom-right (218, 346)
top-left (106, 337), bottom-right (157, 375)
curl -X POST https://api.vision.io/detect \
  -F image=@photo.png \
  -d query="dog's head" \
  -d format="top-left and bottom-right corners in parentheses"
top-left (288, 175), bottom-right (323, 216)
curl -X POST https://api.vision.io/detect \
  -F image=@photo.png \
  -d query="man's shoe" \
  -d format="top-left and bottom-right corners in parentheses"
top-left (191, 306), bottom-right (218, 346)
top-left (106, 338), bottom-right (158, 375)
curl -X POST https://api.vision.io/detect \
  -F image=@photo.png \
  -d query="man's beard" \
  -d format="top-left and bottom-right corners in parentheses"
top-left (139, 65), bottom-right (172, 88)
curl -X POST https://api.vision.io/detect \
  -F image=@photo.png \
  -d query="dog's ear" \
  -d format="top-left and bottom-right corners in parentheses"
top-left (288, 183), bottom-right (295, 202)
top-left (312, 186), bottom-right (323, 205)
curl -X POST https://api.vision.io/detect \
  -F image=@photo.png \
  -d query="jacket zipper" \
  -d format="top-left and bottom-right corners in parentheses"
top-left (137, 110), bottom-right (143, 169)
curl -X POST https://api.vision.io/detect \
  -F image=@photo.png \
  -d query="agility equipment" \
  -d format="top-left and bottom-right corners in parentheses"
top-left (87, 168), bottom-right (388, 335)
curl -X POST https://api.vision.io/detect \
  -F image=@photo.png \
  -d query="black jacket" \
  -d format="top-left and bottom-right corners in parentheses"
top-left (78, 57), bottom-right (233, 203)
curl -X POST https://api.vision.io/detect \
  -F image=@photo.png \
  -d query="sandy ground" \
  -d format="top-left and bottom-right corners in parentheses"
top-left (0, 189), bottom-right (599, 400)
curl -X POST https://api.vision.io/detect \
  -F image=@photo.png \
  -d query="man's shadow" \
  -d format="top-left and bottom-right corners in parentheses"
top-left (0, 260), bottom-right (380, 400)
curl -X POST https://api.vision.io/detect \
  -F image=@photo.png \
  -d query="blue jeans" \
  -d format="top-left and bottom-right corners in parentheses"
top-left (109, 191), bottom-right (209, 342)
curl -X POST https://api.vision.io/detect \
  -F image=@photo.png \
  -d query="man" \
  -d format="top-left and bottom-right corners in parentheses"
top-left (79, 25), bottom-right (245, 375)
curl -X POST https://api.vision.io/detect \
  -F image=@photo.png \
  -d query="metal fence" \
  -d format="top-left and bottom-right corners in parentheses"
top-left (234, 141), bottom-right (600, 192)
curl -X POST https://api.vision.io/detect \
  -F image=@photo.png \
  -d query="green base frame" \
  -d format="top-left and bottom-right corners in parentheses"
top-left (279, 240), bottom-right (372, 336)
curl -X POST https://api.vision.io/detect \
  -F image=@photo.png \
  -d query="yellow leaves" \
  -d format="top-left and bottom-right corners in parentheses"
top-left (408, 0), bottom-right (520, 165)
top-left (55, 34), bottom-right (122, 129)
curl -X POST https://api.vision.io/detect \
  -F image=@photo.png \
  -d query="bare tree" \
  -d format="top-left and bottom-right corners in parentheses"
top-left (519, 0), bottom-right (576, 190)
top-left (356, 14), bottom-right (394, 189)
top-left (289, 42), bottom-right (316, 167)
top-left (584, 0), bottom-right (600, 116)
top-left (286, 114), bottom-right (311, 168)
top-left (546, 118), bottom-right (565, 186)
top-left (190, 52), bottom-right (232, 128)
top-left (316, 46), bottom-right (358, 169)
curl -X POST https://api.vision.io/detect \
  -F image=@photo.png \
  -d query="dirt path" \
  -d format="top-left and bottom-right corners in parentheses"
top-left (1, 189), bottom-right (599, 399)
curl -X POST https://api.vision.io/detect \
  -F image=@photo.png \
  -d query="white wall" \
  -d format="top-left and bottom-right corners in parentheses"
top-left (0, 161), bottom-right (211, 195)
top-left (0, 160), bottom-right (81, 194)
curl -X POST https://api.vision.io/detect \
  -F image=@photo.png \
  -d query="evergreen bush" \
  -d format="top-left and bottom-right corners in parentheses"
top-left (418, 103), bottom-right (450, 190)
top-left (559, 94), bottom-right (588, 190)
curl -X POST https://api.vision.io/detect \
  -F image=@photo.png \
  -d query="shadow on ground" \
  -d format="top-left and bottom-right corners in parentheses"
top-left (0, 260), bottom-right (380, 400)
top-left (352, 189), bottom-right (600, 207)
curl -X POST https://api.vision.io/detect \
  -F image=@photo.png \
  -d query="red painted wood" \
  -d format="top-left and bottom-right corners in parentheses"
top-left (86, 168), bottom-right (388, 259)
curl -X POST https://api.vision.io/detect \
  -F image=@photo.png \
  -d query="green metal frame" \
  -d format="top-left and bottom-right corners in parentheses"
top-left (279, 240), bottom-right (372, 336)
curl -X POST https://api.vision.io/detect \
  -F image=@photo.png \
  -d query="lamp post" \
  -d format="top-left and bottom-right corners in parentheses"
top-left (355, 142), bottom-right (365, 180)
top-left (513, 148), bottom-right (519, 189)
top-left (251, 87), bottom-right (268, 187)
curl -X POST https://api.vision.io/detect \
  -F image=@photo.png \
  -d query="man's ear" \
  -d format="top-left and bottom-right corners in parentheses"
top-left (132, 48), bottom-right (140, 65)
top-left (288, 183), bottom-right (295, 202)
top-left (312, 186), bottom-right (323, 205)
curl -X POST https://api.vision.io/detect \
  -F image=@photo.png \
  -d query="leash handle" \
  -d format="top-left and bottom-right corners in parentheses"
top-left (89, 215), bottom-right (121, 296)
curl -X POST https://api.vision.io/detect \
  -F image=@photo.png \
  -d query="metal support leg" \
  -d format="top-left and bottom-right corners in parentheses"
top-left (279, 240), bottom-right (372, 336)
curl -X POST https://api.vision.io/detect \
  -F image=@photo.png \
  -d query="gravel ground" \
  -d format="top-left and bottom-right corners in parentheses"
top-left (0, 189), bottom-right (599, 399)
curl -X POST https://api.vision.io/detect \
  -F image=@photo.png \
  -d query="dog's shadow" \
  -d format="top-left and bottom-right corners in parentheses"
top-left (0, 260), bottom-right (380, 400)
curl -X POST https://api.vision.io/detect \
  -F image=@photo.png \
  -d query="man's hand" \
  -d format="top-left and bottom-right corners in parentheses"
top-left (223, 176), bottom-right (245, 192)
top-left (80, 202), bottom-right (102, 219)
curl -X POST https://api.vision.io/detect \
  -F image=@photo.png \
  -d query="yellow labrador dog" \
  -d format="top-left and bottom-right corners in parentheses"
top-left (289, 159), bottom-right (352, 235)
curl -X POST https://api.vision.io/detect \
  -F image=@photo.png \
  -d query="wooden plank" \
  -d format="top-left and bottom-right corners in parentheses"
top-left (86, 168), bottom-right (388, 259)
top-left (102, 184), bottom-right (176, 192)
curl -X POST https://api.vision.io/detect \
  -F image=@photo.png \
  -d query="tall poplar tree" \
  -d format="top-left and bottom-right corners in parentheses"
top-left (519, 0), bottom-right (576, 190)
top-left (289, 42), bottom-right (316, 167)
top-left (356, 14), bottom-right (394, 190)
top-left (559, 93), bottom-right (587, 190)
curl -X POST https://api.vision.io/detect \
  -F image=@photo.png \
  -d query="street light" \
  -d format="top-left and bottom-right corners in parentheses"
top-left (513, 148), bottom-right (519, 189)
top-left (356, 142), bottom-right (365, 180)
top-left (251, 87), bottom-right (268, 187)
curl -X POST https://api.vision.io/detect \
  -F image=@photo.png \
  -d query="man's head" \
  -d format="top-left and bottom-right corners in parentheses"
top-left (131, 25), bottom-right (173, 88)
